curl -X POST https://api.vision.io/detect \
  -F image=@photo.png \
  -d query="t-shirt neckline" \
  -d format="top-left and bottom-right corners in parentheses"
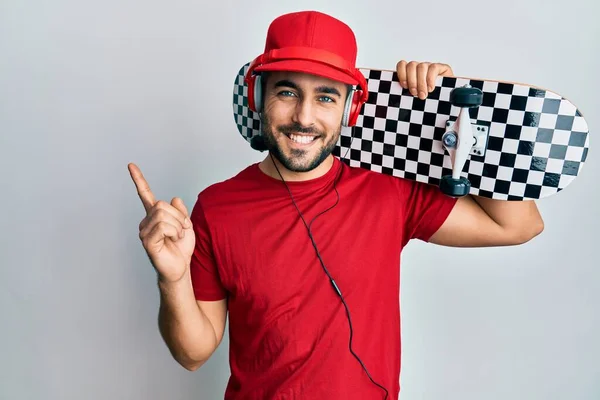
top-left (252, 156), bottom-right (342, 190)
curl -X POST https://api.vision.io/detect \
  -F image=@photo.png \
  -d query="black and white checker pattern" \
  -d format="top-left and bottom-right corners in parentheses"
top-left (232, 63), bottom-right (590, 200)
top-left (232, 64), bottom-right (262, 145)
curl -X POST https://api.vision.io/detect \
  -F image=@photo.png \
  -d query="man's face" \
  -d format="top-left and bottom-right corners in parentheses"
top-left (259, 71), bottom-right (349, 173)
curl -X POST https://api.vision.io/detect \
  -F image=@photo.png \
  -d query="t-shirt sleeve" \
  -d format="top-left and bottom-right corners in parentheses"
top-left (395, 177), bottom-right (458, 246)
top-left (189, 196), bottom-right (228, 301)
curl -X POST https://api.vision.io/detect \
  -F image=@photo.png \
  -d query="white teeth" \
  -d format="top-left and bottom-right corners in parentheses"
top-left (289, 134), bottom-right (316, 144)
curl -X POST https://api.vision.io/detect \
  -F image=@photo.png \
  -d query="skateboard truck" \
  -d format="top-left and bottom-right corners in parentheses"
top-left (440, 85), bottom-right (485, 197)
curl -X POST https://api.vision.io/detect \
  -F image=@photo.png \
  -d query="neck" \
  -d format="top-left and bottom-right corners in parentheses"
top-left (259, 154), bottom-right (335, 182)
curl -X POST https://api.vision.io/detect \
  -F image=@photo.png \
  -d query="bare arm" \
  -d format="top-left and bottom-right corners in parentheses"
top-left (429, 195), bottom-right (544, 247)
top-left (128, 163), bottom-right (227, 371)
top-left (394, 61), bottom-right (544, 246)
top-left (157, 267), bottom-right (228, 371)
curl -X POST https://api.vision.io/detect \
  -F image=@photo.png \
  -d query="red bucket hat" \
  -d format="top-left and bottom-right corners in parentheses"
top-left (244, 10), bottom-right (368, 126)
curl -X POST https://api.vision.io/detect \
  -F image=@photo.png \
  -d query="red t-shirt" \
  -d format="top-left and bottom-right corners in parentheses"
top-left (189, 156), bottom-right (457, 399)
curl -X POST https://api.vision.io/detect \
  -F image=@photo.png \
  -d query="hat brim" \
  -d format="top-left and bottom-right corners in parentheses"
top-left (254, 59), bottom-right (359, 86)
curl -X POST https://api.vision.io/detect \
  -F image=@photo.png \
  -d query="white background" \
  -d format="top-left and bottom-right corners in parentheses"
top-left (1, 0), bottom-right (598, 399)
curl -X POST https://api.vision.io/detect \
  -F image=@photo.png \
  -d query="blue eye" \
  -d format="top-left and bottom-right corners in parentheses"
top-left (276, 91), bottom-right (335, 103)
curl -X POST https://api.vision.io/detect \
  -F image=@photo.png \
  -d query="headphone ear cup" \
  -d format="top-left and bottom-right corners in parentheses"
top-left (253, 74), bottom-right (263, 113)
top-left (348, 90), bottom-right (363, 127)
top-left (342, 89), bottom-right (354, 127)
top-left (250, 134), bottom-right (268, 151)
top-left (342, 89), bottom-right (363, 127)
top-left (246, 73), bottom-right (263, 113)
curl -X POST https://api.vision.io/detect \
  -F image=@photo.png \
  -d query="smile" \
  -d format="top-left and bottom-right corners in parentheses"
top-left (286, 133), bottom-right (318, 145)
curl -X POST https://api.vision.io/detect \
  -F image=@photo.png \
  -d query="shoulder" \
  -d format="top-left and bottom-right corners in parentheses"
top-left (339, 159), bottom-right (422, 197)
top-left (341, 160), bottom-right (457, 211)
top-left (198, 164), bottom-right (259, 200)
top-left (190, 163), bottom-right (264, 218)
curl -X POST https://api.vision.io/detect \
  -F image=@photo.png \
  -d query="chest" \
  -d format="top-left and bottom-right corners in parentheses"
top-left (212, 192), bottom-right (404, 313)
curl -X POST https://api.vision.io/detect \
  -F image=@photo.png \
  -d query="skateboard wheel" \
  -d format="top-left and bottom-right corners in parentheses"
top-left (450, 87), bottom-right (483, 108)
top-left (440, 176), bottom-right (471, 197)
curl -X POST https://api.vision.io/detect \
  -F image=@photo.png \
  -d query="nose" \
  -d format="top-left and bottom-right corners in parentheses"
top-left (292, 97), bottom-right (315, 128)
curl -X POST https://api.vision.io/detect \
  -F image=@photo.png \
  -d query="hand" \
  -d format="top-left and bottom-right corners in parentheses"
top-left (128, 163), bottom-right (195, 283)
top-left (396, 60), bottom-right (454, 100)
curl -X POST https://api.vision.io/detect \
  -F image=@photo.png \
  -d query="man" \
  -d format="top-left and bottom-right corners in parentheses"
top-left (129, 10), bottom-right (544, 400)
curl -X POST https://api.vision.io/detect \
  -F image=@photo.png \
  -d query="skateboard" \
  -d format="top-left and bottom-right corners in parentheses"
top-left (232, 63), bottom-right (590, 200)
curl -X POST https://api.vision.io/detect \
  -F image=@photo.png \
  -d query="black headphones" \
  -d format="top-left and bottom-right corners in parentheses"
top-left (250, 135), bottom-right (268, 152)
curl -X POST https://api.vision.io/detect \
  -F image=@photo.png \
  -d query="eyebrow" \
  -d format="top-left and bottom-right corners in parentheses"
top-left (273, 79), bottom-right (342, 97)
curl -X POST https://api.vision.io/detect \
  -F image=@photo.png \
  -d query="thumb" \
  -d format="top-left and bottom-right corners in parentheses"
top-left (440, 63), bottom-right (454, 77)
top-left (171, 197), bottom-right (191, 224)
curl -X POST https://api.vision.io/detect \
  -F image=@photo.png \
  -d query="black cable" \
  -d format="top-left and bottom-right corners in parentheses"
top-left (268, 127), bottom-right (389, 399)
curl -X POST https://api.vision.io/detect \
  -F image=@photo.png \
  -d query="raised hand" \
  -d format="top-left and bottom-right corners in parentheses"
top-left (128, 163), bottom-right (195, 283)
top-left (396, 60), bottom-right (454, 100)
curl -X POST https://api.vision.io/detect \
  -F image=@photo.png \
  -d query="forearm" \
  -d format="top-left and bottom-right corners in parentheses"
top-left (157, 267), bottom-right (217, 370)
top-left (471, 195), bottom-right (544, 242)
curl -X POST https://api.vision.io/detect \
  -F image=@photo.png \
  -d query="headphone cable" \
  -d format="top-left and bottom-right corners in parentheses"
top-left (268, 129), bottom-right (389, 399)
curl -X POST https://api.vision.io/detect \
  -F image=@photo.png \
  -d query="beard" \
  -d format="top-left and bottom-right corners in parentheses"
top-left (259, 111), bottom-right (341, 173)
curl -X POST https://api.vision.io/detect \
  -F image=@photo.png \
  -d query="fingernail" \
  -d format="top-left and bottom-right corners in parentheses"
top-left (184, 218), bottom-right (191, 228)
top-left (410, 88), bottom-right (417, 96)
top-left (401, 80), bottom-right (407, 88)
top-left (419, 91), bottom-right (426, 99)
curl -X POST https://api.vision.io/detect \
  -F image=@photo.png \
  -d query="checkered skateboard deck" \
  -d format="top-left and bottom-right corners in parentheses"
top-left (232, 63), bottom-right (590, 200)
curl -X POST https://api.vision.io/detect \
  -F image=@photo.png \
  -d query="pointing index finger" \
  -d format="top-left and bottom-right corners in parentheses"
top-left (128, 163), bottom-right (156, 212)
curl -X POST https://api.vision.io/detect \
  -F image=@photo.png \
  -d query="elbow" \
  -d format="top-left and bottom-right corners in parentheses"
top-left (175, 353), bottom-right (207, 371)
top-left (163, 341), bottom-right (209, 372)
top-left (529, 217), bottom-right (545, 241)
top-left (513, 218), bottom-right (544, 245)
top-left (181, 360), bottom-right (205, 371)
